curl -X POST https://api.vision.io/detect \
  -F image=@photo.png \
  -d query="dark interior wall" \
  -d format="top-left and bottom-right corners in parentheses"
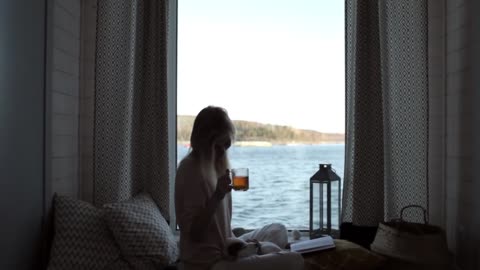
top-left (0, 0), bottom-right (46, 269)
top-left (473, 0), bottom-right (480, 267)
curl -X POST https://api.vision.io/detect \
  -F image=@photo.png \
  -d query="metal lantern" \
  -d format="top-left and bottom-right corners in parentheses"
top-left (309, 163), bottom-right (341, 239)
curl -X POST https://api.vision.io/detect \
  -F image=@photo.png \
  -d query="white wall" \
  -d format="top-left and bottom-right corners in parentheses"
top-left (428, 0), bottom-right (447, 228)
top-left (428, 1), bottom-right (477, 269)
top-left (47, 0), bottom-right (82, 200)
top-left (428, 0), bottom-right (478, 269)
top-left (445, 1), bottom-right (475, 269)
top-left (78, 0), bottom-right (97, 203)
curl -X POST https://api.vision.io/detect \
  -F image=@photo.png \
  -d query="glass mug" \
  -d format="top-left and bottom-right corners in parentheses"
top-left (231, 168), bottom-right (249, 191)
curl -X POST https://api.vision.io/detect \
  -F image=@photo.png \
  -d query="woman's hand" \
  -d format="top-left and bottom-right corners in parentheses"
top-left (214, 169), bottom-right (232, 200)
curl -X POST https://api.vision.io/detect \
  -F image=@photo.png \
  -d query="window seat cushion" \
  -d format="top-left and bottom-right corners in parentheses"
top-left (302, 239), bottom-right (386, 270)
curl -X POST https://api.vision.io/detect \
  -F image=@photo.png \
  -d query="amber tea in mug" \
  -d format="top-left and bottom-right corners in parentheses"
top-left (231, 168), bottom-right (249, 191)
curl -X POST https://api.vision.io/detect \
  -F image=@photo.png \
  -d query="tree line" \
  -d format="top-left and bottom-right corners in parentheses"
top-left (177, 115), bottom-right (344, 144)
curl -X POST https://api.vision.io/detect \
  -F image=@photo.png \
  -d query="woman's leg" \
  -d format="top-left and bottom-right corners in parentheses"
top-left (211, 251), bottom-right (304, 270)
top-left (238, 223), bottom-right (288, 249)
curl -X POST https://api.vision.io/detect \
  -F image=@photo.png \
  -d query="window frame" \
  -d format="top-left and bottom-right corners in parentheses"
top-left (167, 0), bottom-right (178, 233)
top-left (169, 0), bottom-right (344, 235)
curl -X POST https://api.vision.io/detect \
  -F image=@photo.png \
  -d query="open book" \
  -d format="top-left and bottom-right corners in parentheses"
top-left (290, 235), bottom-right (335, 254)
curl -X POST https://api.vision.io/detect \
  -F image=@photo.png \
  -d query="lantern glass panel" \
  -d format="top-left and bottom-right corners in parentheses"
top-left (312, 183), bottom-right (320, 229)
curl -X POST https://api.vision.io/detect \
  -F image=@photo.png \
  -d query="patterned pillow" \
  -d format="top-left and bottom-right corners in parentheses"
top-left (47, 195), bottom-right (123, 270)
top-left (103, 193), bottom-right (179, 269)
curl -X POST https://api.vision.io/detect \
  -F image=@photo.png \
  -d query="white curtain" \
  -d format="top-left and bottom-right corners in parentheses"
top-left (342, 0), bottom-right (429, 226)
top-left (93, 0), bottom-right (171, 220)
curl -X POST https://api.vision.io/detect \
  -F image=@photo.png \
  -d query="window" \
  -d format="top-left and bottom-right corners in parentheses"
top-left (176, 0), bottom-right (344, 230)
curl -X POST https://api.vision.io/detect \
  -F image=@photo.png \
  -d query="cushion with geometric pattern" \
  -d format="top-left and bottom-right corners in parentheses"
top-left (103, 193), bottom-right (179, 269)
top-left (47, 195), bottom-right (124, 270)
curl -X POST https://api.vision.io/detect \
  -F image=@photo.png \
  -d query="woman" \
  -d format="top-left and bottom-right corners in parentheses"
top-left (175, 106), bottom-right (304, 270)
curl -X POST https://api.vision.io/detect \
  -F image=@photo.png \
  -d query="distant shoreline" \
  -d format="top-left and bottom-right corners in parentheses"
top-left (177, 115), bottom-right (345, 144)
top-left (177, 140), bottom-right (345, 147)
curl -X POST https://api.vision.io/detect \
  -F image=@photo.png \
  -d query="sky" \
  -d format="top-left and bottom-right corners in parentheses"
top-left (178, 0), bottom-right (345, 133)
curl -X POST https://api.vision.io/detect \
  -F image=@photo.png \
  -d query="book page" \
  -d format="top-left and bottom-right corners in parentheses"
top-left (290, 236), bottom-right (335, 253)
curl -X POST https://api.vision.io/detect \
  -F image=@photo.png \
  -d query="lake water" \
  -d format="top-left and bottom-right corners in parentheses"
top-left (177, 144), bottom-right (345, 230)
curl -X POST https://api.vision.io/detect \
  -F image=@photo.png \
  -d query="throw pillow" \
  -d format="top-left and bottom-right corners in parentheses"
top-left (302, 239), bottom-right (386, 270)
top-left (47, 195), bottom-right (123, 270)
top-left (103, 193), bottom-right (179, 269)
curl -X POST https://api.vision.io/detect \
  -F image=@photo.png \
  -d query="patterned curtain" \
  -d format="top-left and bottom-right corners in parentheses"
top-left (94, 0), bottom-right (171, 220)
top-left (342, 0), bottom-right (429, 226)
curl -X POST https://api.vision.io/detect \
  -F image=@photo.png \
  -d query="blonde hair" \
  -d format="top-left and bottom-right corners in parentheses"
top-left (187, 106), bottom-right (235, 181)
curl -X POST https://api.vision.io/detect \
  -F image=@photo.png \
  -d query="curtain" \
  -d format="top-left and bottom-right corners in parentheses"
top-left (94, 0), bottom-right (171, 220)
top-left (342, 0), bottom-right (429, 226)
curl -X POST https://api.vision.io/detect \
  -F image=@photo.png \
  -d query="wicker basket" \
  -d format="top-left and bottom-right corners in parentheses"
top-left (370, 205), bottom-right (450, 265)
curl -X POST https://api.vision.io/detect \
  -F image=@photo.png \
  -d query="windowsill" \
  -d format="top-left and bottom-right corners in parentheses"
top-left (172, 229), bottom-right (312, 244)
